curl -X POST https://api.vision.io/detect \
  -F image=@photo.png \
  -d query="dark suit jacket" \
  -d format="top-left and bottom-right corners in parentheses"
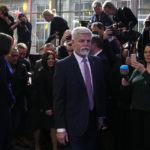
top-left (53, 54), bottom-right (106, 136)
top-left (11, 62), bottom-right (28, 108)
top-left (114, 7), bottom-right (137, 29)
top-left (0, 56), bottom-right (15, 150)
top-left (97, 51), bottom-right (110, 98)
top-left (46, 16), bottom-right (69, 44)
top-left (0, 56), bottom-right (15, 108)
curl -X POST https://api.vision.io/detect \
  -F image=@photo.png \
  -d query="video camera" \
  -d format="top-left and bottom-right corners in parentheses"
top-left (66, 35), bottom-right (72, 40)
top-left (20, 20), bottom-right (26, 26)
top-left (108, 23), bottom-right (141, 44)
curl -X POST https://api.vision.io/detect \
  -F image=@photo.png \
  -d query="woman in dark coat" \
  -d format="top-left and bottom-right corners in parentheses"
top-left (137, 14), bottom-right (150, 60)
top-left (122, 43), bottom-right (150, 150)
top-left (33, 51), bottom-right (57, 150)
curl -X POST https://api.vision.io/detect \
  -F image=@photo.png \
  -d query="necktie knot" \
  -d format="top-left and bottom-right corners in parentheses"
top-left (82, 58), bottom-right (87, 63)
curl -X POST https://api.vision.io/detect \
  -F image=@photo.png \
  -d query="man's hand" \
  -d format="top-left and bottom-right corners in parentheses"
top-left (122, 78), bottom-right (130, 86)
top-left (131, 61), bottom-right (146, 74)
top-left (103, 29), bottom-right (112, 40)
top-left (125, 56), bottom-right (131, 66)
top-left (45, 109), bottom-right (53, 116)
top-left (56, 131), bottom-right (69, 145)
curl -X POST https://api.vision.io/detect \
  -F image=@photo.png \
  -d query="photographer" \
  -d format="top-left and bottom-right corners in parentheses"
top-left (102, 1), bottom-right (137, 30)
top-left (137, 14), bottom-right (150, 60)
top-left (0, 5), bottom-right (15, 37)
top-left (57, 30), bottom-right (72, 59)
top-left (91, 22), bottom-right (121, 57)
top-left (11, 13), bottom-right (32, 58)
top-left (42, 9), bottom-right (69, 44)
top-left (91, 0), bottom-right (113, 27)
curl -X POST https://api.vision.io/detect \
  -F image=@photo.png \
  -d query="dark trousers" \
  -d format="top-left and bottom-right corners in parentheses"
top-left (129, 109), bottom-right (150, 150)
top-left (0, 108), bottom-right (12, 150)
top-left (68, 111), bottom-right (99, 150)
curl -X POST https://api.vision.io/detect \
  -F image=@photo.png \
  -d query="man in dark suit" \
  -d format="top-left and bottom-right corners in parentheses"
top-left (53, 27), bottom-right (106, 150)
top-left (0, 33), bottom-right (15, 150)
top-left (90, 34), bottom-right (110, 88)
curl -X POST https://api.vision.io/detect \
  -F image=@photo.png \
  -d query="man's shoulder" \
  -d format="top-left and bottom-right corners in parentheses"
top-left (89, 55), bottom-right (103, 63)
top-left (55, 56), bottom-right (73, 73)
top-left (119, 6), bottom-right (131, 13)
top-left (34, 59), bottom-right (42, 69)
top-left (54, 16), bottom-right (66, 22)
top-left (36, 59), bottom-right (42, 63)
top-left (101, 11), bottom-right (108, 17)
top-left (23, 58), bottom-right (30, 63)
top-left (91, 13), bottom-right (96, 18)
top-left (57, 55), bottom-right (73, 64)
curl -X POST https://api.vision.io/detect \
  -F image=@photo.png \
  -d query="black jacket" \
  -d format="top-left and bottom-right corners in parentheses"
top-left (53, 54), bottom-right (106, 136)
top-left (0, 14), bottom-right (14, 36)
top-left (46, 16), bottom-right (69, 43)
top-left (113, 7), bottom-right (137, 29)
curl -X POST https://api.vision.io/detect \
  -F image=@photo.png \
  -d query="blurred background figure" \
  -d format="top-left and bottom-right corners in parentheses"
top-left (91, 22), bottom-right (121, 56)
top-left (91, 0), bottom-right (113, 27)
top-left (122, 43), bottom-right (150, 150)
top-left (102, 0), bottom-right (137, 30)
top-left (137, 14), bottom-right (150, 60)
top-left (5, 47), bottom-right (29, 148)
top-left (17, 43), bottom-right (31, 72)
top-left (0, 33), bottom-right (14, 150)
top-left (32, 51), bottom-right (57, 150)
top-left (58, 29), bottom-right (73, 59)
top-left (0, 5), bottom-right (15, 37)
top-left (65, 41), bottom-right (73, 56)
top-left (34, 43), bottom-right (56, 75)
top-left (42, 9), bottom-right (69, 45)
top-left (58, 29), bottom-right (71, 58)
top-left (11, 13), bottom-right (32, 58)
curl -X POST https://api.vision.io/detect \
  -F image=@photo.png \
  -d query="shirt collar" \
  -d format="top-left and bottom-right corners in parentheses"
top-left (94, 50), bottom-right (102, 56)
top-left (74, 51), bottom-right (88, 64)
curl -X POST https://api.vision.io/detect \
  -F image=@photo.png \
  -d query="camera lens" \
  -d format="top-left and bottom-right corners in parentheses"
top-left (66, 35), bottom-right (71, 40)
top-left (20, 21), bottom-right (26, 26)
top-left (92, 31), bottom-right (98, 35)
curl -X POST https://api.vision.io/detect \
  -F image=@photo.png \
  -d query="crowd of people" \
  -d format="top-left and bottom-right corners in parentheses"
top-left (0, 1), bottom-right (150, 150)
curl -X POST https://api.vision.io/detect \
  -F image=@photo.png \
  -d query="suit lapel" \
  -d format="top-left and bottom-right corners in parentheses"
top-left (69, 54), bottom-right (86, 89)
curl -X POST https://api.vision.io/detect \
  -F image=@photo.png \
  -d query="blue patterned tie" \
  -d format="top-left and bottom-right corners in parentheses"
top-left (82, 58), bottom-right (94, 110)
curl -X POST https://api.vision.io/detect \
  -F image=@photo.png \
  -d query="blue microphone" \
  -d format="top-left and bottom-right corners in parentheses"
top-left (120, 65), bottom-right (129, 80)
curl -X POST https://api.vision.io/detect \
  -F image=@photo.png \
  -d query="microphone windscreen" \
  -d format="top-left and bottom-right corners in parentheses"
top-left (120, 65), bottom-right (129, 76)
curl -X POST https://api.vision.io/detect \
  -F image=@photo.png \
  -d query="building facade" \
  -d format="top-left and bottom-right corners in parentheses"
top-left (0, 0), bottom-right (149, 54)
